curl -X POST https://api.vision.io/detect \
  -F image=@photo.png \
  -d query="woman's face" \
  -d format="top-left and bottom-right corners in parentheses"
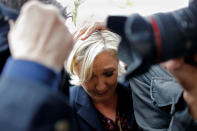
top-left (78, 51), bottom-right (119, 103)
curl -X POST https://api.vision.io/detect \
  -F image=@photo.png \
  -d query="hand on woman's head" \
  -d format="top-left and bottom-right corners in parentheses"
top-left (74, 22), bottom-right (108, 41)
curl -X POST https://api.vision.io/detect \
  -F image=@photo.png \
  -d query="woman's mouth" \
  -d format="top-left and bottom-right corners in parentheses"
top-left (94, 89), bottom-right (109, 96)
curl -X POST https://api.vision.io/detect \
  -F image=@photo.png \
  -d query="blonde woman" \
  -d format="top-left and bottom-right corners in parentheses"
top-left (66, 30), bottom-right (139, 131)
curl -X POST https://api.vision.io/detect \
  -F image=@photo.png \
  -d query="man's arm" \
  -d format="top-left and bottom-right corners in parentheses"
top-left (0, 1), bottom-right (73, 130)
top-left (163, 57), bottom-right (197, 120)
top-left (3, 1), bottom-right (73, 88)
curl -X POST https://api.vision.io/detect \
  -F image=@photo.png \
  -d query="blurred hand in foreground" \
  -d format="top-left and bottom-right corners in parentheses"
top-left (162, 57), bottom-right (197, 120)
top-left (9, 1), bottom-right (73, 71)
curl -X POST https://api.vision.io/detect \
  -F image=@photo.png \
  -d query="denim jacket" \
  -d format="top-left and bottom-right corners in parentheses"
top-left (106, 11), bottom-right (197, 130)
top-left (118, 35), bottom-right (197, 130)
top-left (129, 65), bottom-right (183, 130)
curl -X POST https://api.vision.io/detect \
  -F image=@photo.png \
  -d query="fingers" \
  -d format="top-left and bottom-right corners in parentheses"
top-left (183, 91), bottom-right (193, 106)
top-left (183, 90), bottom-right (197, 120)
top-left (161, 57), bottom-right (197, 91)
top-left (81, 24), bottom-right (98, 40)
top-left (170, 63), bottom-right (197, 91)
top-left (74, 22), bottom-right (107, 41)
top-left (80, 27), bottom-right (95, 40)
top-left (161, 58), bottom-right (184, 72)
top-left (8, 0), bottom-right (73, 71)
top-left (8, 20), bottom-right (15, 30)
top-left (20, 0), bottom-right (63, 25)
top-left (74, 26), bottom-right (88, 40)
top-left (81, 22), bottom-right (107, 40)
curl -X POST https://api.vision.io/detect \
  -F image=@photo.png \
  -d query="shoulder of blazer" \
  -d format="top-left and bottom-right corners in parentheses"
top-left (69, 86), bottom-right (80, 106)
top-left (69, 86), bottom-right (91, 107)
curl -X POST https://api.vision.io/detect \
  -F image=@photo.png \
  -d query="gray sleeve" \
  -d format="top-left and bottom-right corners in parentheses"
top-left (168, 95), bottom-right (197, 131)
top-left (130, 65), bottom-right (183, 130)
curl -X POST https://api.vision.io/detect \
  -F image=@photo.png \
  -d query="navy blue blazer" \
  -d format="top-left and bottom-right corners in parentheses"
top-left (0, 76), bottom-right (71, 131)
top-left (69, 83), bottom-right (138, 131)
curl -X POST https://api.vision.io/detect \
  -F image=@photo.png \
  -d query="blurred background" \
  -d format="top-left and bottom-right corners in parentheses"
top-left (58, 0), bottom-right (189, 32)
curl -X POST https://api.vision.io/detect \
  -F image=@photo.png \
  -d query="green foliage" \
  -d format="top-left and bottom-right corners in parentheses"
top-left (126, 0), bottom-right (132, 7)
top-left (73, 0), bottom-right (85, 25)
top-left (108, 0), bottom-right (133, 8)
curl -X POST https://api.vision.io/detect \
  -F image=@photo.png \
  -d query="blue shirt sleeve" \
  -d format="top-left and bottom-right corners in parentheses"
top-left (2, 57), bottom-right (61, 91)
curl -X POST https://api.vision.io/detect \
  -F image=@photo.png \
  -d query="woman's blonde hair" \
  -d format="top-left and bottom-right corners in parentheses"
top-left (65, 30), bottom-right (126, 85)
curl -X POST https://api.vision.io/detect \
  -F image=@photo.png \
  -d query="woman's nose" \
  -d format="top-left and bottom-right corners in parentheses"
top-left (95, 79), bottom-right (106, 92)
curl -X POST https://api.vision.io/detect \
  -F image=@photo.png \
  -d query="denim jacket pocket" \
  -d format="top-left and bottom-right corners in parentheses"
top-left (150, 77), bottom-right (183, 114)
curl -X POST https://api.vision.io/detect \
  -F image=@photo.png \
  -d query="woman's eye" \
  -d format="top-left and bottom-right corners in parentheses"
top-left (104, 72), bottom-right (113, 77)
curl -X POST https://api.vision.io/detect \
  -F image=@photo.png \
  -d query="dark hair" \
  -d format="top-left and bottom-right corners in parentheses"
top-left (0, 0), bottom-right (71, 19)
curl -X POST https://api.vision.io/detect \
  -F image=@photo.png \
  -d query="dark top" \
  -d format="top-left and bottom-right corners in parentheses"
top-left (0, 57), bottom-right (71, 131)
top-left (98, 85), bottom-right (136, 131)
top-left (69, 83), bottom-right (140, 131)
top-left (99, 106), bottom-right (133, 131)
top-left (2, 57), bottom-right (60, 90)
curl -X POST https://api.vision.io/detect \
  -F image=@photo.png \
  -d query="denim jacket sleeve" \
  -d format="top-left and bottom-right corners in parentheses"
top-left (129, 65), bottom-right (183, 130)
top-left (129, 65), bottom-right (197, 131)
top-left (169, 94), bottom-right (197, 131)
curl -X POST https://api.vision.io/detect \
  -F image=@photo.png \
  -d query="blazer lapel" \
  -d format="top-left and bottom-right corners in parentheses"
top-left (75, 87), bottom-right (103, 131)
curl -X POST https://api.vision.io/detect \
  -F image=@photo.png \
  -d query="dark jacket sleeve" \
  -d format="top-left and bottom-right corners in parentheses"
top-left (0, 76), bottom-right (71, 131)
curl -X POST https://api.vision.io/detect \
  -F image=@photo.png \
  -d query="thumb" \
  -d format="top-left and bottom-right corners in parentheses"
top-left (9, 20), bottom-right (15, 30)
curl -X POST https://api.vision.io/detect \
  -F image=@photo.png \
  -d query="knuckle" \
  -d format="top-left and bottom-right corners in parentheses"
top-left (21, 1), bottom-right (41, 13)
top-left (48, 11), bottom-right (60, 23)
top-left (183, 92), bottom-right (193, 105)
top-left (47, 5), bottom-right (59, 16)
top-left (95, 22), bottom-right (98, 26)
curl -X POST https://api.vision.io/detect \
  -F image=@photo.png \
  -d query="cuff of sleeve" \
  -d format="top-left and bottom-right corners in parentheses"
top-left (173, 94), bottom-right (197, 127)
top-left (2, 57), bottom-right (61, 90)
top-left (106, 16), bottom-right (127, 36)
